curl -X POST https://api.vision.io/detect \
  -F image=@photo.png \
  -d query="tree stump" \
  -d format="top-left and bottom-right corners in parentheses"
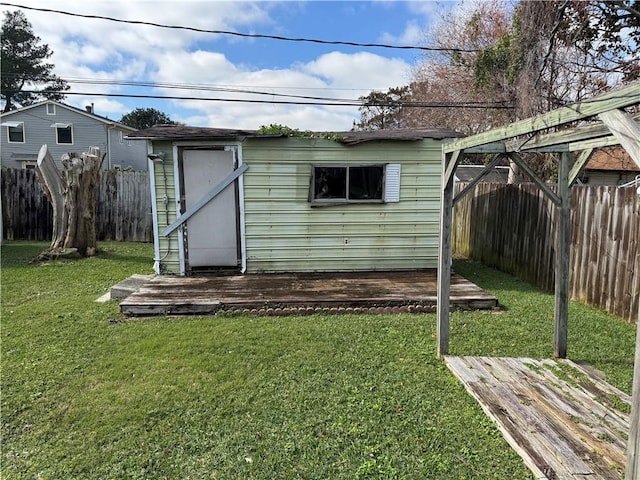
top-left (36, 144), bottom-right (102, 257)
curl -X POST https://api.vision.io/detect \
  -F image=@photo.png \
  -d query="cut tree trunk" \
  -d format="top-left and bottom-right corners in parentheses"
top-left (35, 144), bottom-right (102, 257)
top-left (36, 145), bottom-right (68, 251)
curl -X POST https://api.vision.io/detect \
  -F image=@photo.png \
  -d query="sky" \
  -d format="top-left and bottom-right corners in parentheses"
top-left (1, 0), bottom-right (456, 131)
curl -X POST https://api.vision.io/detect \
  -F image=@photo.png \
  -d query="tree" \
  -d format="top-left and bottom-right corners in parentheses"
top-left (36, 145), bottom-right (102, 258)
top-left (355, 86), bottom-right (410, 130)
top-left (119, 107), bottom-right (175, 130)
top-left (1, 10), bottom-right (68, 112)
top-left (388, 0), bottom-right (515, 135)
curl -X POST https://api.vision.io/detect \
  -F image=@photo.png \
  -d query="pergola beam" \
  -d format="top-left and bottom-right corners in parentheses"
top-left (444, 81), bottom-right (640, 153)
top-left (453, 154), bottom-right (506, 206)
top-left (568, 149), bottom-right (594, 186)
top-left (598, 109), bottom-right (640, 168)
top-left (507, 152), bottom-right (560, 205)
top-left (505, 113), bottom-right (640, 153)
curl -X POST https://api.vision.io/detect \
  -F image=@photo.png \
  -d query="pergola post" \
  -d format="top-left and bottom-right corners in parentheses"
top-left (554, 152), bottom-right (571, 358)
top-left (437, 150), bottom-right (460, 357)
top-left (628, 315), bottom-right (640, 479)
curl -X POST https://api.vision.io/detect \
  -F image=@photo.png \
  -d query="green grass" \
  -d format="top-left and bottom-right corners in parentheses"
top-left (2, 242), bottom-right (636, 479)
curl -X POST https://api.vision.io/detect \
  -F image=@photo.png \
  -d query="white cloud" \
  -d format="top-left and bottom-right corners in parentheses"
top-left (304, 51), bottom-right (410, 90)
top-left (6, 1), bottom-right (417, 130)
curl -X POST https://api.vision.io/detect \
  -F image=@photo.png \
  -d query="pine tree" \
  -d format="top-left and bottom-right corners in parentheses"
top-left (1, 10), bottom-right (69, 112)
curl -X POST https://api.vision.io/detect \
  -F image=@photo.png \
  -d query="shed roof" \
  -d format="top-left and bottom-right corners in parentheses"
top-left (127, 124), bottom-right (463, 143)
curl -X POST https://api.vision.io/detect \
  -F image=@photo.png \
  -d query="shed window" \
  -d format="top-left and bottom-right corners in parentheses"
top-left (311, 165), bottom-right (385, 203)
top-left (46, 103), bottom-right (56, 115)
top-left (5, 122), bottom-right (25, 143)
top-left (52, 123), bottom-right (73, 144)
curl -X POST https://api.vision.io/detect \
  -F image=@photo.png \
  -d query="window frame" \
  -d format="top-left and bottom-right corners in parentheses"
top-left (54, 124), bottom-right (74, 145)
top-left (46, 103), bottom-right (56, 115)
top-left (310, 164), bottom-right (386, 205)
top-left (6, 122), bottom-right (25, 143)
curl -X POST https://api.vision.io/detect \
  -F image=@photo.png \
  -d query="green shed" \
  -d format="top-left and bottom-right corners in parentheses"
top-left (128, 126), bottom-right (462, 275)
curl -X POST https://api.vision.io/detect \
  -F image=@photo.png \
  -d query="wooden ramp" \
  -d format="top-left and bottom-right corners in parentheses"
top-left (445, 356), bottom-right (631, 480)
top-left (119, 270), bottom-right (497, 316)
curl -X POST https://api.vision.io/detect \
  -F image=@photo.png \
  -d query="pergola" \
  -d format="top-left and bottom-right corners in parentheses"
top-left (436, 80), bottom-right (640, 477)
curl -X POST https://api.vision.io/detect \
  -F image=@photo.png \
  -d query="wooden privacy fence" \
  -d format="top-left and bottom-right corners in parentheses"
top-left (1, 168), bottom-right (153, 243)
top-left (453, 182), bottom-right (640, 323)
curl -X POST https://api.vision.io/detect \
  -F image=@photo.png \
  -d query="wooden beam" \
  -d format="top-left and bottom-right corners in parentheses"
top-left (437, 152), bottom-right (456, 356)
top-left (568, 148), bottom-right (593, 186)
top-left (505, 112), bottom-right (640, 153)
top-left (567, 134), bottom-right (622, 152)
top-left (627, 311), bottom-right (640, 479)
top-left (453, 154), bottom-right (506, 206)
top-left (507, 152), bottom-right (561, 206)
top-left (462, 142), bottom-right (506, 154)
top-left (442, 149), bottom-right (462, 191)
top-left (598, 109), bottom-right (640, 169)
top-left (444, 81), bottom-right (640, 153)
top-left (554, 152), bottom-right (571, 359)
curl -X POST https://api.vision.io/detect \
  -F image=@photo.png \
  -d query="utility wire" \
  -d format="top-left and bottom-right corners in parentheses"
top-left (1, 2), bottom-right (481, 53)
top-left (10, 89), bottom-right (514, 109)
top-left (54, 77), bottom-right (512, 106)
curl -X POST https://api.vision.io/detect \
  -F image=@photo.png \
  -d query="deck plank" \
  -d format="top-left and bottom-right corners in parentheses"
top-left (120, 270), bottom-right (497, 316)
top-left (445, 356), bottom-right (629, 480)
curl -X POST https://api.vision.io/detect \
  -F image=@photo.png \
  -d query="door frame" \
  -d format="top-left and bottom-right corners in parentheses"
top-left (172, 141), bottom-right (247, 275)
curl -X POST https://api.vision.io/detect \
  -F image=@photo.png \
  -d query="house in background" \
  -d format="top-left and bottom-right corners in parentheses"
top-left (579, 146), bottom-right (640, 186)
top-left (0, 101), bottom-right (147, 170)
top-left (128, 125), bottom-right (462, 275)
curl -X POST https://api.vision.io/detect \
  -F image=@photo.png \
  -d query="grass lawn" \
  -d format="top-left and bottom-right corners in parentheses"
top-left (2, 241), bottom-right (636, 479)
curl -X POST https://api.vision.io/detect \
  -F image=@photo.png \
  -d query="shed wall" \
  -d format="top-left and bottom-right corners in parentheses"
top-left (241, 137), bottom-right (442, 272)
top-left (149, 141), bottom-right (181, 274)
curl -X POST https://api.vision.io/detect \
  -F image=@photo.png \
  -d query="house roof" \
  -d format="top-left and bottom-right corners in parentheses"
top-left (0, 100), bottom-right (138, 132)
top-left (127, 124), bottom-right (463, 143)
top-left (586, 146), bottom-right (640, 172)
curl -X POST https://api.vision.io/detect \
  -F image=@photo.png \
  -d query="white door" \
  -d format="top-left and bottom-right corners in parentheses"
top-left (182, 149), bottom-right (238, 268)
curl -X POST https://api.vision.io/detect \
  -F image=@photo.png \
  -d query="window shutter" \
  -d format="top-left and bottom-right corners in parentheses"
top-left (384, 164), bottom-right (401, 202)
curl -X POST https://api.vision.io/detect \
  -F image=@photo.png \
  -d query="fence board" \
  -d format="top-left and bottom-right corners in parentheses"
top-left (453, 183), bottom-right (639, 323)
top-left (1, 168), bottom-right (152, 243)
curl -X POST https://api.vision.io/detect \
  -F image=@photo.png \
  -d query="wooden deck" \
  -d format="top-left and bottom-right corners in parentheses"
top-left (445, 356), bottom-right (631, 480)
top-left (119, 270), bottom-right (497, 316)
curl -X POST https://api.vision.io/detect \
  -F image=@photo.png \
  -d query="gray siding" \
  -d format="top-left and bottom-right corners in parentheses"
top-left (0, 102), bottom-right (146, 170)
top-left (107, 128), bottom-right (148, 170)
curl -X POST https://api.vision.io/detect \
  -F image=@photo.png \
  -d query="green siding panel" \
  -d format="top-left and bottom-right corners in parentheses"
top-left (150, 136), bottom-right (446, 274)
top-left (241, 137), bottom-right (443, 272)
top-left (150, 141), bottom-right (181, 274)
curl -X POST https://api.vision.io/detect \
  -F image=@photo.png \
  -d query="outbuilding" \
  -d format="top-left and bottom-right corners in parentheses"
top-left (128, 126), bottom-right (462, 275)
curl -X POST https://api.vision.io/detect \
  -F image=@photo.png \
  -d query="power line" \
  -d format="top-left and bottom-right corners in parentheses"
top-left (1, 2), bottom-right (481, 53)
top-left (9, 89), bottom-right (514, 109)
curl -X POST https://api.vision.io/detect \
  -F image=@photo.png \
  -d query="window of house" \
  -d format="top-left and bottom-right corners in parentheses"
top-left (51, 123), bottom-right (73, 144)
top-left (22, 161), bottom-right (36, 169)
top-left (6, 122), bottom-right (25, 143)
top-left (46, 103), bottom-right (56, 115)
top-left (310, 165), bottom-right (385, 203)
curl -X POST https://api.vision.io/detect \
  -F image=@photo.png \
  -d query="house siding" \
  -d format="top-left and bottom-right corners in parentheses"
top-left (242, 137), bottom-right (441, 273)
top-left (0, 102), bottom-right (147, 170)
top-left (581, 170), bottom-right (639, 186)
